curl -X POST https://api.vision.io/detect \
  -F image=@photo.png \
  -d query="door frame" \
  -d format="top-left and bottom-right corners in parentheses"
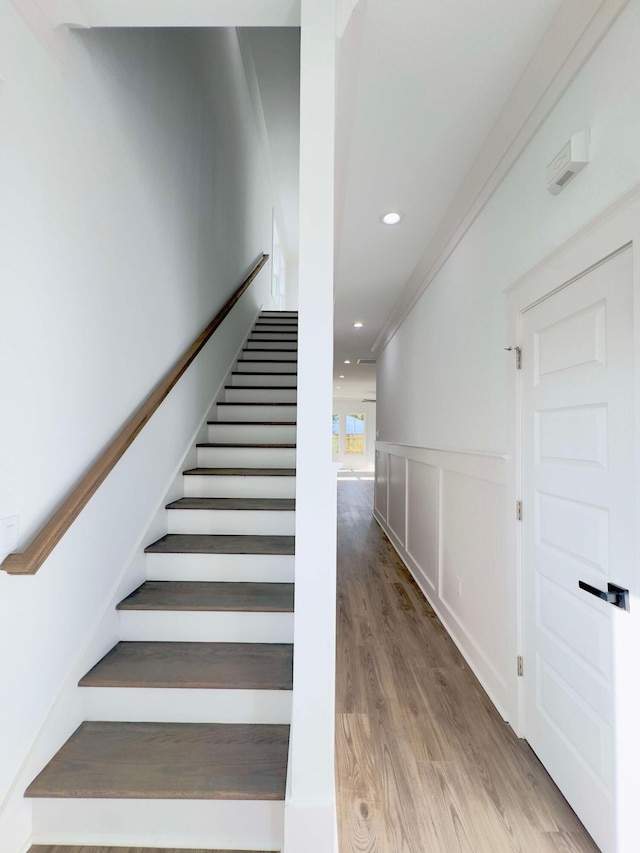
top-left (504, 184), bottom-right (640, 851)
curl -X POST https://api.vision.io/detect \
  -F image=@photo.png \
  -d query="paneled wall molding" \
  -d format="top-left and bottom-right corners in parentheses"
top-left (375, 441), bottom-right (508, 484)
top-left (371, 0), bottom-right (631, 356)
top-left (374, 441), bottom-right (514, 723)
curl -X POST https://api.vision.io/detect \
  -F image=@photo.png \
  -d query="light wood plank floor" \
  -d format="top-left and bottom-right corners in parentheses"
top-left (335, 476), bottom-right (601, 853)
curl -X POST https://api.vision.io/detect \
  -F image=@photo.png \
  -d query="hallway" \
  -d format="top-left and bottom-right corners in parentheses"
top-left (335, 475), bottom-right (600, 853)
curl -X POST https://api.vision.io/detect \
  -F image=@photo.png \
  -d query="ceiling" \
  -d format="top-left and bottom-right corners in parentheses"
top-left (333, 0), bottom-right (563, 401)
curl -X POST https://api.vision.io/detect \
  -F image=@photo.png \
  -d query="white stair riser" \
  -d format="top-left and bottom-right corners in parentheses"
top-left (146, 553), bottom-right (295, 582)
top-left (167, 508), bottom-right (295, 535)
top-left (119, 611), bottom-right (294, 644)
top-left (241, 350), bottom-right (297, 361)
top-left (253, 324), bottom-right (298, 333)
top-left (207, 423), bottom-right (296, 443)
top-left (83, 687), bottom-right (292, 725)
top-left (32, 799), bottom-right (283, 850)
top-left (236, 360), bottom-right (297, 373)
top-left (183, 474), bottom-right (295, 498)
top-left (197, 446), bottom-right (296, 468)
top-left (216, 404), bottom-right (296, 422)
top-left (250, 332), bottom-right (298, 339)
top-left (245, 340), bottom-right (297, 351)
top-left (224, 387), bottom-right (297, 403)
top-left (231, 373), bottom-right (297, 387)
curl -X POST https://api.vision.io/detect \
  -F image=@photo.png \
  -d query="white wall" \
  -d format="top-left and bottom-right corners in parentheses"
top-left (376, 0), bottom-right (640, 719)
top-left (0, 13), bottom-right (274, 850)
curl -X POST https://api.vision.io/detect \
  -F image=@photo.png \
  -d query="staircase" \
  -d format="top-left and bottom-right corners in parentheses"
top-left (25, 311), bottom-right (299, 853)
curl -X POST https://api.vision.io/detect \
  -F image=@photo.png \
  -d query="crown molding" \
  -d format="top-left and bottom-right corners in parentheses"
top-left (371, 0), bottom-right (631, 356)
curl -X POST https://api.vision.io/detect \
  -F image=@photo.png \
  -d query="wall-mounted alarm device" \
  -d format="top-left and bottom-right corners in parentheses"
top-left (547, 129), bottom-right (589, 195)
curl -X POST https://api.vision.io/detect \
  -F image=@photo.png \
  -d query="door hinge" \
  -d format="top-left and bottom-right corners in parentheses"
top-left (504, 346), bottom-right (522, 369)
top-left (516, 500), bottom-right (522, 521)
top-left (517, 656), bottom-right (524, 677)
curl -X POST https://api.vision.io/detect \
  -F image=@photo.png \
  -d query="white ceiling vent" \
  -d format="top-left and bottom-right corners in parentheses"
top-left (547, 129), bottom-right (589, 195)
top-left (357, 358), bottom-right (376, 365)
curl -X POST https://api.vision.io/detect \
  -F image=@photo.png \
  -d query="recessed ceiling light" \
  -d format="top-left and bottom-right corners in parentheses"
top-left (339, 375), bottom-right (345, 379)
top-left (353, 321), bottom-right (364, 328)
top-left (336, 386), bottom-right (341, 389)
top-left (381, 211), bottom-right (402, 225)
top-left (344, 360), bottom-right (351, 364)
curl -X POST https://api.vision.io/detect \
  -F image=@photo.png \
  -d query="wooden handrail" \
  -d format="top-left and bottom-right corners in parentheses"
top-left (2, 254), bottom-right (270, 576)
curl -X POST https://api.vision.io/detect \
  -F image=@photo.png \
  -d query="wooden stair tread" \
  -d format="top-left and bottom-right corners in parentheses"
top-left (145, 534), bottom-right (295, 555)
top-left (196, 442), bottom-right (296, 449)
top-left (166, 497), bottom-right (295, 511)
top-left (183, 467), bottom-right (296, 477)
top-left (79, 642), bottom-right (293, 690)
top-left (117, 581), bottom-right (294, 612)
top-left (25, 721), bottom-right (289, 800)
top-left (30, 847), bottom-right (276, 853)
top-left (238, 359), bottom-right (297, 363)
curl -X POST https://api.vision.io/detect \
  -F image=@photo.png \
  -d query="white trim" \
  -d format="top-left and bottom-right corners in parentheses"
top-left (504, 181), bottom-right (640, 300)
top-left (372, 0), bottom-right (631, 356)
top-left (375, 441), bottom-right (508, 485)
top-left (376, 440), bottom-right (507, 462)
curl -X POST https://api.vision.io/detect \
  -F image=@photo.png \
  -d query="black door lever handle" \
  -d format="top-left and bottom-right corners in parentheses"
top-left (578, 580), bottom-right (630, 612)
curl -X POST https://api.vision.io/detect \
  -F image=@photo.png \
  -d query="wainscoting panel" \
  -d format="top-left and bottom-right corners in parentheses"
top-left (440, 469), bottom-right (509, 691)
top-left (388, 454), bottom-right (407, 546)
top-left (374, 450), bottom-right (388, 520)
top-left (374, 442), bottom-right (510, 718)
top-left (406, 460), bottom-right (438, 592)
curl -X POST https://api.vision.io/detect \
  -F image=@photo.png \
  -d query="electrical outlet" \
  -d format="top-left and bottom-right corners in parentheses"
top-left (0, 516), bottom-right (18, 562)
top-left (456, 576), bottom-right (462, 598)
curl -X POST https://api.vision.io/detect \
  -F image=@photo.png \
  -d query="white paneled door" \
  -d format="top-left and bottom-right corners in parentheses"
top-left (520, 247), bottom-right (635, 853)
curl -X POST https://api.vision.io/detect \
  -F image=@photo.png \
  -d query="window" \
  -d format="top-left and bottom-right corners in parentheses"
top-left (332, 414), bottom-right (339, 454)
top-left (345, 413), bottom-right (365, 454)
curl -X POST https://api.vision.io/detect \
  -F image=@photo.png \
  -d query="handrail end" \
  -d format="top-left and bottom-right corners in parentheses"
top-left (1, 552), bottom-right (36, 575)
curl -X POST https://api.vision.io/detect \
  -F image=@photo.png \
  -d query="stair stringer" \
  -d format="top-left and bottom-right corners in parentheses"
top-left (0, 309), bottom-right (261, 853)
